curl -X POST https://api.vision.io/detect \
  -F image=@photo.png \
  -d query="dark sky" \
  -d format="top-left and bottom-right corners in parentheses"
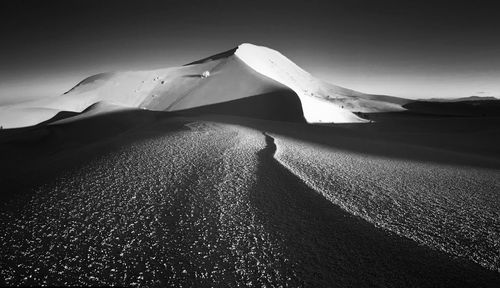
top-left (1, 0), bottom-right (499, 103)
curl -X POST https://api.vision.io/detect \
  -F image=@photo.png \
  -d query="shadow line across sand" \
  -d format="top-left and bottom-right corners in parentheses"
top-left (0, 111), bottom-right (499, 286)
top-left (202, 114), bottom-right (500, 170)
top-left (248, 131), bottom-right (500, 287)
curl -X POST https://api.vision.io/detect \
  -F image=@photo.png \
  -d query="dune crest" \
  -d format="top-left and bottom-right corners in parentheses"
top-left (235, 43), bottom-right (366, 123)
top-left (0, 43), bottom-right (410, 129)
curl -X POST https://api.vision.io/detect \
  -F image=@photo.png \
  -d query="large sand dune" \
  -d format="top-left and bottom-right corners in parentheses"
top-left (0, 43), bottom-right (414, 129)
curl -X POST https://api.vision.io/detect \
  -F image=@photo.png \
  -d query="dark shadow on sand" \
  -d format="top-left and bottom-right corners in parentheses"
top-left (248, 132), bottom-right (500, 287)
top-left (175, 90), bottom-right (306, 123)
top-left (184, 47), bottom-right (238, 66)
top-left (182, 74), bottom-right (203, 78)
top-left (0, 109), bottom-right (188, 207)
top-left (199, 114), bottom-right (500, 170)
top-left (0, 89), bottom-right (305, 208)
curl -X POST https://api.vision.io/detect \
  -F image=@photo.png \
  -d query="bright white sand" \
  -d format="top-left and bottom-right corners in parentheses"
top-left (235, 43), bottom-right (367, 123)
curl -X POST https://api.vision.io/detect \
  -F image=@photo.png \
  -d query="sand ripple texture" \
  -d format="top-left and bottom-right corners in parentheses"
top-left (273, 134), bottom-right (500, 272)
top-left (0, 121), bottom-right (499, 287)
top-left (0, 123), bottom-right (293, 286)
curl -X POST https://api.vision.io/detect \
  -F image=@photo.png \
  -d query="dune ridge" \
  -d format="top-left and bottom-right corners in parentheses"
top-left (0, 43), bottom-right (409, 129)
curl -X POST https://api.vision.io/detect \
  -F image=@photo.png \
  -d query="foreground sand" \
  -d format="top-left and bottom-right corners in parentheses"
top-left (0, 114), bottom-right (499, 287)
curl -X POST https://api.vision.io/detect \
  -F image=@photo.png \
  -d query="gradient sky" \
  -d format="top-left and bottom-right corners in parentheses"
top-left (1, 0), bottom-right (499, 105)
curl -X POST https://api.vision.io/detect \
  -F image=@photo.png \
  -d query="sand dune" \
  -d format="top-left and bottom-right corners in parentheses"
top-left (0, 43), bottom-right (414, 129)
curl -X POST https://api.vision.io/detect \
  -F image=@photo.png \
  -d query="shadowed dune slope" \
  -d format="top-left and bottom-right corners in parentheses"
top-left (176, 90), bottom-right (306, 122)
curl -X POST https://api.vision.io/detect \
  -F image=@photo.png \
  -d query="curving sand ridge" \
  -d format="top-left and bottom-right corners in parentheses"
top-left (0, 107), bottom-right (61, 129)
top-left (235, 43), bottom-right (367, 123)
top-left (0, 43), bottom-right (409, 129)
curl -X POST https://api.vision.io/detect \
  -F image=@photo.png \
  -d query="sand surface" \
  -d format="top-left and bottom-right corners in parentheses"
top-left (1, 43), bottom-right (499, 287)
top-left (1, 114), bottom-right (499, 287)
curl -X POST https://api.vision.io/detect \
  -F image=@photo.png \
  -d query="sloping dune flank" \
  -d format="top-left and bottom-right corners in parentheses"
top-left (176, 89), bottom-right (306, 122)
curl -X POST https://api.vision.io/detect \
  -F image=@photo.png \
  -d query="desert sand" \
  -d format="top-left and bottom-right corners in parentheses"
top-left (0, 43), bottom-right (411, 129)
top-left (0, 44), bottom-right (499, 287)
